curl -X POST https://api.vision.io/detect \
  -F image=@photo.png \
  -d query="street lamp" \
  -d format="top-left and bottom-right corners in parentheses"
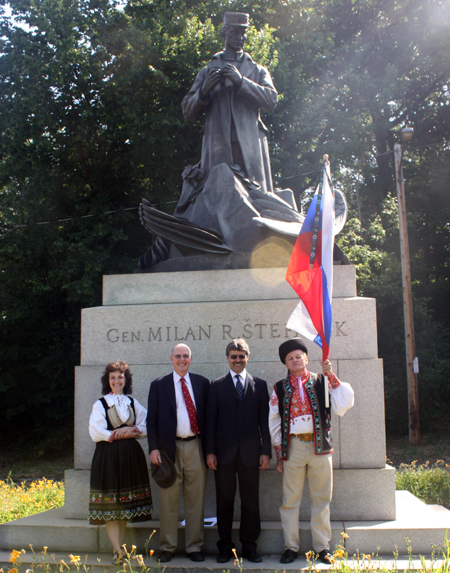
top-left (394, 126), bottom-right (420, 446)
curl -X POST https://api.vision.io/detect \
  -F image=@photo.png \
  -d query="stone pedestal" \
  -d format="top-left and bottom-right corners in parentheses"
top-left (70, 265), bottom-right (393, 521)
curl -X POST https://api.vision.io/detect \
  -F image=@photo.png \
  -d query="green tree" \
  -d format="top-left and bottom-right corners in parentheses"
top-left (1, 0), bottom-right (449, 446)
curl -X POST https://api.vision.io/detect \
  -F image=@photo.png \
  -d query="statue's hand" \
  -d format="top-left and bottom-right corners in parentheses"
top-left (202, 67), bottom-right (222, 96)
top-left (222, 63), bottom-right (243, 86)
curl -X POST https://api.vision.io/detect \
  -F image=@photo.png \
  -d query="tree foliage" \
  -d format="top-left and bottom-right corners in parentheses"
top-left (0, 0), bottom-right (449, 444)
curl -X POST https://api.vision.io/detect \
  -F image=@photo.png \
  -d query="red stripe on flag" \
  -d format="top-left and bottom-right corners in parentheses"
top-left (286, 230), bottom-right (329, 359)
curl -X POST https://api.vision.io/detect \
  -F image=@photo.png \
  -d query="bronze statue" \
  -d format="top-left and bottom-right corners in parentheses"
top-left (181, 11), bottom-right (276, 196)
top-left (139, 12), bottom-right (348, 271)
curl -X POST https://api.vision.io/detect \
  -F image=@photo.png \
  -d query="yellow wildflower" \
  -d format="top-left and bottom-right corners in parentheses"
top-left (232, 548), bottom-right (239, 565)
top-left (341, 532), bottom-right (349, 539)
top-left (149, 550), bottom-right (154, 557)
top-left (43, 547), bottom-right (48, 555)
top-left (305, 551), bottom-right (313, 560)
top-left (9, 550), bottom-right (21, 564)
top-left (9, 568), bottom-right (18, 573)
top-left (69, 555), bottom-right (81, 566)
top-left (136, 555), bottom-right (145, 567)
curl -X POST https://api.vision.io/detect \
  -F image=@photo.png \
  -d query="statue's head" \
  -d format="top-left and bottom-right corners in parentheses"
top-left (222, 11), bottom-right (250, 52)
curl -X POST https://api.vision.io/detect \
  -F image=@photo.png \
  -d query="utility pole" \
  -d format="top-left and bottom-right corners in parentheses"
top-left (394, 129), bottom-right (420, 446)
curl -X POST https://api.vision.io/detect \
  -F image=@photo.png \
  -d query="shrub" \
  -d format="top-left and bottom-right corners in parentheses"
top-left (395, 461), bottom-right (450, 508)
top-left (0, 478), bottom-right (64, 524)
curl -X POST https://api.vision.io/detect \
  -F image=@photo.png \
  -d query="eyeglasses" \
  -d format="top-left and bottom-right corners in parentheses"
top-left (229, 354), bottom-right (247, 360)
top-left (173, 354), bottom-right (191, 359)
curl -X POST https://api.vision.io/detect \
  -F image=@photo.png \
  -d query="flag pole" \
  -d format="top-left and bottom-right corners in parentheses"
top-left (322, 155), bottom-right (331, 408)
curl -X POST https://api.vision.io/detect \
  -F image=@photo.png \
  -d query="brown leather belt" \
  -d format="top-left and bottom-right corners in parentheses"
top-left (176, 435), bottom-right (199, 442)
top-left (291, 433), bottom-right (314, 442)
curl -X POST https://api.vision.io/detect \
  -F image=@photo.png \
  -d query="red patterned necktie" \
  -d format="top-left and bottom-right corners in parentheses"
top-left (180, 377), bottom-right (199, 435)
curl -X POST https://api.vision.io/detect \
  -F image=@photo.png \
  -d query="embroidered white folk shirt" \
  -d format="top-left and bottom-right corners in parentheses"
top-left (268, 371), bottom-right (354, 459)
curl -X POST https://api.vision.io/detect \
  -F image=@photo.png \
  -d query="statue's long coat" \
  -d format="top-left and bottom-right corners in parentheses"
top-left (182, 52), bottom-right (278, 194)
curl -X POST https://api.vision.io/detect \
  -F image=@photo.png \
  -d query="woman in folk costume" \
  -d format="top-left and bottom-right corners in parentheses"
top-left (88, 361), bottom-right (152, 564)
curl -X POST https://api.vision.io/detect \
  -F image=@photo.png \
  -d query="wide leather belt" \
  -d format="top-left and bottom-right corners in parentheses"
top-left (176, 434), bottom-right (199, 442)
top-left (291, 433), bottom-right (314, 442)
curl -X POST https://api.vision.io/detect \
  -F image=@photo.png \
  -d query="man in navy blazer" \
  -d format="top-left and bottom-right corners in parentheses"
top-left (206, 339), bottom-right (271, 563)
top-left (147, 343), bottom-right (209, 563)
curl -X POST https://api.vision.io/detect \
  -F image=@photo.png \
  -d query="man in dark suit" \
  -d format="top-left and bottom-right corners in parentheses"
top-left (206, 339), bottom-right (271, 563)
top-left (147, 343), bottom-right (209, 563)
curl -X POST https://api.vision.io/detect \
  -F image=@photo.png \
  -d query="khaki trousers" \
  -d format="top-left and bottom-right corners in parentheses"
top-left (158, 438), bottom-right (207, 553)
top-left (280, 437), bottom-right (333, 553)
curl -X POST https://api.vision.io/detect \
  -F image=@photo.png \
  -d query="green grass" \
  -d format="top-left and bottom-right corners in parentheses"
top-left (0, 478), bottom-right (65, 525)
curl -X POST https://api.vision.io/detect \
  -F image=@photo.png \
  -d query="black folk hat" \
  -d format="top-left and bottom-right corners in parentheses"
top-left (279, 338), bottom-right (308, 364)
top-left (151, 451), bottom-right (177, 489)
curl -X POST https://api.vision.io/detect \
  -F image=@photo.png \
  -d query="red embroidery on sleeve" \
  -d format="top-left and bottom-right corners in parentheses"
top-left (328, 372), bottom-right (341, 389)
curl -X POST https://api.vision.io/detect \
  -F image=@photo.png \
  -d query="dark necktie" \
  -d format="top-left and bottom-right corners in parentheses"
top-left (235, 374), bottom-right (244, 400)
top-left (180, 377), bottom-right (199, 435)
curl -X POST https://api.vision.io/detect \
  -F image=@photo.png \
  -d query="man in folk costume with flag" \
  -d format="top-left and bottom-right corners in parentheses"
top-left (269, 159), bottom-right (354, 565)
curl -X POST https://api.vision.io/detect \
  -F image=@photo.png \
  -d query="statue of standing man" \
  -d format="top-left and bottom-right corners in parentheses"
top-left (180, 11), bottom-right (277, 196)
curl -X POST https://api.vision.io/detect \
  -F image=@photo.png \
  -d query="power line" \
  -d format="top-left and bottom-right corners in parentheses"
top-left (1, 202), bottom-right (178, 239)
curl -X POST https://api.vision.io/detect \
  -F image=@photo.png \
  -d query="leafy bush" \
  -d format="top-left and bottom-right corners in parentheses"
top-left (0, 478), bottom-right (64, 524)
top-left (396, 461), bottom-right (450, 508)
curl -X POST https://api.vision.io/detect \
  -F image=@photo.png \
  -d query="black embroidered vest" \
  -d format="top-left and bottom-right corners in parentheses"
top-left (274, 372), bottom-right (333, 459)
top-left (100, 397), bottom-right (136, 431)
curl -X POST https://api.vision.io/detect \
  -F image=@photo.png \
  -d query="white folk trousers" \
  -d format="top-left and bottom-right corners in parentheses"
top-left (280, 437), bottom-right (333, 553)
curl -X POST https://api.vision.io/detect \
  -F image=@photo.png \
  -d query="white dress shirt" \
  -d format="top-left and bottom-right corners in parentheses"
top-left (230, 369), bottom-right (247, 388)
top-left (174, 371), bottom-right (197, 438)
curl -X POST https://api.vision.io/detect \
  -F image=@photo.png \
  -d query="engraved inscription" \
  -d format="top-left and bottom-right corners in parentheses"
top-left (334, 321), bottom-right (348, 336)
top-left (106, 322), bottom-right (350, 344)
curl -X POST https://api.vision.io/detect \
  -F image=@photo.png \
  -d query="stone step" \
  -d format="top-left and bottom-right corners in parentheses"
top-left (1, 492), bottom-right (449, 557)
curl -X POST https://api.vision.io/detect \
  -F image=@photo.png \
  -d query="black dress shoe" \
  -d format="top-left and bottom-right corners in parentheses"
top-left (243, 550), bottom-right (262, 563)
top-left (217, 551), bottom-right (232, 563)
top-left (158, 551), bottom-right (173, 563)
top-left (187, 552), bottom-right (205, 562)
top-left (280, 549), bottom-right (298, 564)
top-left (317, 549), bottom-right (333, 564)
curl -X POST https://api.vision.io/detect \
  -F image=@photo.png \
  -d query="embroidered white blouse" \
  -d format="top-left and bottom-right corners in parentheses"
top-left (89, 394), bottom-right (148, 443)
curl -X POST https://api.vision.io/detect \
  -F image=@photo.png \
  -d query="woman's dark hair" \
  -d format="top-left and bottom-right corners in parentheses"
top-left (101, 361), bottom-right (133, 395)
